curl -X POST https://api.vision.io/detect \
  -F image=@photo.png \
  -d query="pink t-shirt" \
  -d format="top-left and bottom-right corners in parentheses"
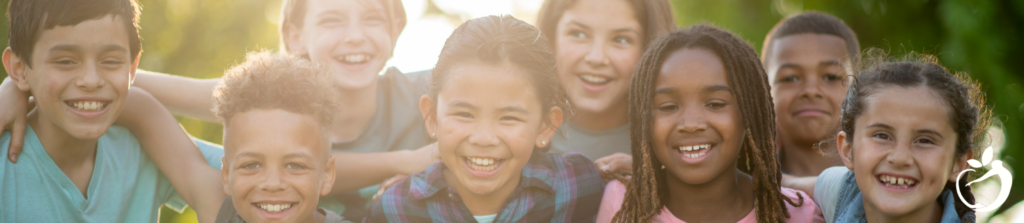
top-left (596, 180), bottom-right (824, 223)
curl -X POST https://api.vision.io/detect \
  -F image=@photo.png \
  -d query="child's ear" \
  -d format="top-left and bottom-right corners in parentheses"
top-left (282, 23), bottom-right (308, 57)
top-left (128, 54), bottom-right (140, 85)
top-left (3, 47), bottom-right (32, 91)
top-left (221, 157), bottom-right (231, 195)
top-left (536, 107), bottom-right (564, 148)
top-left (419, 95), bottom-right (437, 139)
top-left (950, 150), bottom-right (974, 182)
top-left (837, 131), bottom-right (854, 170)
top-left (321, 155), bottom-right (337, 196)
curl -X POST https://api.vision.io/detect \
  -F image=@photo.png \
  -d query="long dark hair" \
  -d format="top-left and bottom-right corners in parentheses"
top-left (536, 0), bottom-right (676, 50)
top-left (614, 24), bottom-right (801, 223)
top-left (840, 50), bottom-right (989, 219)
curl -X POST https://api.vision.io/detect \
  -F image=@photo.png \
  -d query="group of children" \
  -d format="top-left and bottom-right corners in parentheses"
top-left (0, 0), bottom-right (989, 223)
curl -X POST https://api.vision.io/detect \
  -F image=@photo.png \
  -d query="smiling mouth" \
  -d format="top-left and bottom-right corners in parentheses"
top-left (578, 73), bottom-right (612, 85)
top-left (464, 156), bottom-right (503, 171)
top-left (876, 174), bottom-right (918, 189)
top-left (336, 54), bottom-right (372, 65)
top-left (253, 202), bottom-right (296, 213)
top-left (65, 100), bottom-right (108, 112)
top-left (677, 144), bottom-right (714, 158)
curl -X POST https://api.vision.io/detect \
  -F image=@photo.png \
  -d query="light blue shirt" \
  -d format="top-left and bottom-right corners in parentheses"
top-left (814, 166), bottom-right (969, 223)
top-left (0, 125), bottom-right (223, 223)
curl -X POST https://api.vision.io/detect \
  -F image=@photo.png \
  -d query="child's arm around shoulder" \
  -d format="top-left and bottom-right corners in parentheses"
top-left (813, 166), bottom-right (851, 223)
top-left (132, 70), bottom-right (221, 122)
top-left (117, 87), bottom-right (224, 223)
top-left (556, 152), bottom-right (605, 222)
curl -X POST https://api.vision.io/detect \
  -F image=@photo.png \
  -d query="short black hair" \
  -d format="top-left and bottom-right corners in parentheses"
top-left (761, 11), bottom-right (859, 66)
top-left (6, 0), bottom-right (142, 68)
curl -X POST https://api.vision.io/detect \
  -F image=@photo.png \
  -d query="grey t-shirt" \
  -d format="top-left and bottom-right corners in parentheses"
top-left (549, 120), bottom-right (631, 160)
top-left (324, 67), bottom-right (434, 220)
top-left (331, 67), bottom-right (434, 153)
top-left (215, 196), bottom-right (349, 223)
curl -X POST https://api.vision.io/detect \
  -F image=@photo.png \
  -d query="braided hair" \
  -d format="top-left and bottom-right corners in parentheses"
top-left (612, 24), bottom-right (802, 223)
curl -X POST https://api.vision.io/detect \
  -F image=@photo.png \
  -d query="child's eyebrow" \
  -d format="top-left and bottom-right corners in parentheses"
top-left (704, 85), bottom-right (733, 94)
top-left (498, 105), bottom-right (528, 114)
top-left (48, 44), bottom-right (82, 54)
top-left (866, 123), bottom-right (894, 130)
top-left (283, 153), bottom-right (314, 160)
top-left (820, 60), bottom-right (844, 67)
top-left (567, 21), bottom-right (591, 31)
top-left (448, 100), bottom-right (478, 110)
top-left (915, 129), bottom-right (945, 139)
top-left (235, 152), bottom-right (264, 159)
top-left (99, 44), bottom-right (129, 54)
top-left (654, 87), bottom-right (676, 95)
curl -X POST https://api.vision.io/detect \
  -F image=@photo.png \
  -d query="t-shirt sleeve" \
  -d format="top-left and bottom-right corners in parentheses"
top-left (596, 180), bottom-right (626, 223)
top-left (193, 137), bottom-right (225, 170)
top-left (814, 166), bottom-right (850, 223)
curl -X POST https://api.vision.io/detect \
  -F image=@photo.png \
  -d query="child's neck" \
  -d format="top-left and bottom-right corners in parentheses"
top-left (330, 81), bottom-right (378, 143)
top-left (781, 141), bottom-right (842, 176)
top-left (664, 168), bottom-right (754, 222)
top-left (443, 169), bottom-right (520, 216)
top-left (864, 199), bottom-right (943, 223)
top-left (27, 110), bottom-right (99, 197)
top-left (570, 104), bottom-right (628, 131)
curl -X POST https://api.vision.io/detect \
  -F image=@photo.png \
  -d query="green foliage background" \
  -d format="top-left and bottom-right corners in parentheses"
top-left (0, 0), bottom-right (1021, 222)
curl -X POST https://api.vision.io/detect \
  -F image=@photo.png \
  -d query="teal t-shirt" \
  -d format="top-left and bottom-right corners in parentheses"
top-left (0, 125), bottom-right (224, 223)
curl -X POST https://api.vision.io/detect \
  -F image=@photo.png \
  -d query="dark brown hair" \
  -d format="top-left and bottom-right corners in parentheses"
top-left (213, 51), bottom-right (338, 132)
top-left (7, 0), bottom-right (142, 68)
top-left (279, 0), bottom-right (407, 55)
top-left (840, 50), bottom-right (989, 218)
top-left (614, 25), bottom-right (801, 223)
top-left (761, 11), bottom-right (860, 66)
top-left (427, 15), bottom-right (568, 152)
top-left (536, 0), bottom-right (676, 50)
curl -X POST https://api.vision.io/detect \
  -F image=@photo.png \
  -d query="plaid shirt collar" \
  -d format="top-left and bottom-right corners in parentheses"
top-left (408, 152), bottom-right (557, 201)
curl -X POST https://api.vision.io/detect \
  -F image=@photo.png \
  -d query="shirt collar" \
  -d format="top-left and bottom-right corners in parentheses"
top-left (408, 152), bottom-right (557, 200)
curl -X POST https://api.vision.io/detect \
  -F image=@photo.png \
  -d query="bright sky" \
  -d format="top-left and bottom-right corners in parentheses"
top-left (386, 0), bottom-right (545, 73)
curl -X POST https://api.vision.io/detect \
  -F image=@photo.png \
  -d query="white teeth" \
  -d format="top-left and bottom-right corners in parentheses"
top-left (466, 157), bottom-right (500, 171)
top-left (71, 101), bottom-right (106, 111)
top-left (879, 175), bottom-right (916, 188)
top-left (579, 74), bottom-right (610, 84)
top-left (677, 144), bottom-right (711, 152)
top-left (257, 203), bottom-right (292, 213)
top-left (342, 54), bottom-right (368, 63)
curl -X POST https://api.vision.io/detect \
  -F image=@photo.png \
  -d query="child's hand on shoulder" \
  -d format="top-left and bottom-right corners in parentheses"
top-left (594, 153), bottom-right (632, 182)
top-left (397, 142), bottom-right (440, 175)
top-left (0, 77), bottom-right (33, 163)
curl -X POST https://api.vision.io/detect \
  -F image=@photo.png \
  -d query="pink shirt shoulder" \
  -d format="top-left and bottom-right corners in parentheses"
top-left (596, 180), bottom-right (824, 223)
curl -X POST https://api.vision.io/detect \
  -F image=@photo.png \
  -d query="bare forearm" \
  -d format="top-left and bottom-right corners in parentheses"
top-left (119, 88), bottom-right (224, 223)
top-left (329, 150), bottom-right (411, 194)
top-left (132, 70), bottom-right (221, 122)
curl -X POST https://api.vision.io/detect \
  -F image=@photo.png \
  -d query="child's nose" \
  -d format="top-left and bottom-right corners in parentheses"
top-left (886, 143), bottom-right (914, 167)
top-left (677, 106), bottom-right (708, 133)
top-left (468, 123), bottom-right (500, 147)
top-left (76, 63), bottom-right (106, 91)
top-left (258, 169), bottom-right (287, 192)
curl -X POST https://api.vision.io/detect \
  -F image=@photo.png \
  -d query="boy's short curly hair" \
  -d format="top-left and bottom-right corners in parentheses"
top-left (213, 51), bottom-right (338, 130)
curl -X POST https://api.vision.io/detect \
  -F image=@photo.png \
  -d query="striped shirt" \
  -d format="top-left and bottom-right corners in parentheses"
top-left (366, 152), bottom-right (604, 223)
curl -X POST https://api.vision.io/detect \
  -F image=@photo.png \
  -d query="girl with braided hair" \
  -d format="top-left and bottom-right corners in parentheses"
top-left (813, 52), bottom-right (985, 223)
top-left (595, 24), bottom-right (819, 223)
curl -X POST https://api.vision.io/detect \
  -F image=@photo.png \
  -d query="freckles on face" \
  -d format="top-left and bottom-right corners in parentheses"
top-left (767, 34), bottom-right (850, 144)
top-left (433, 62), bottom-right (544, 196)
top-left (554, 0), bottom-right (644, 115)
top-left (850, 86), bottom-right (959, 217)
top-left (27, 14), bottom-right (134, 140)
top-left (651, 48), bottom-right (744, 185)
top-left (225, 109), bottom-right (330, 223)
top-left (301, 0), bottom-right (394, 90)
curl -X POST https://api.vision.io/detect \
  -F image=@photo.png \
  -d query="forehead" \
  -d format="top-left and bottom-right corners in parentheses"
top-left (559, 0), bottom-right (642, 32)
top-left (657, 48), bottom-right (728, 89)
top-left (224, 109), bottom-right (328, 156)
top-left (306, 0), bottom-right (385, 16)
top-left (438, 62), bottom-right (541, 110)
top-left (33, 15), bottom-right (130, 56)
top-left (859, 86), bottom-right (955, 134)
top-left (769, 33), bottom-right (849, 66)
